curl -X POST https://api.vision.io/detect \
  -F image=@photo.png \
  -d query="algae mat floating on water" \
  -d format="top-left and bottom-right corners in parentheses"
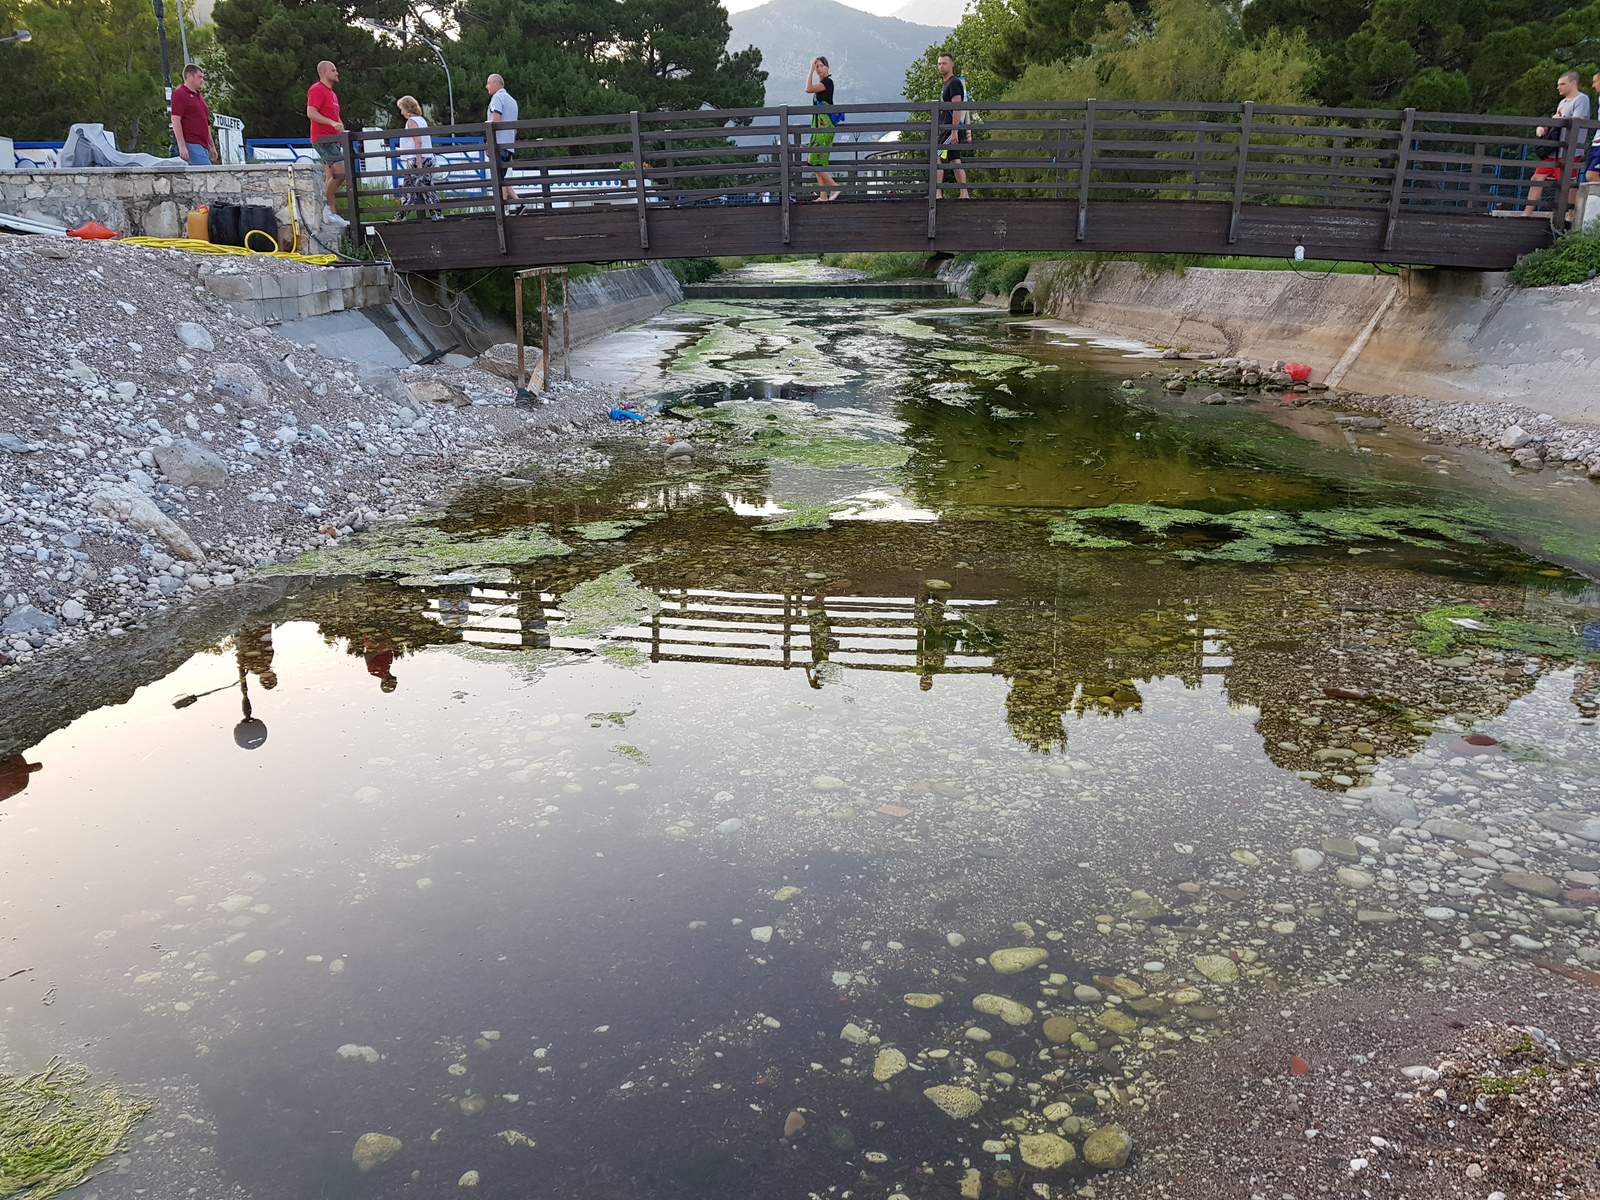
top-left (1, 1059), bottom-right (149, 1200)
top-left (264, 521), bottom-right (572, 577)
top-left (1048, 504), bottom-right (1492, 563)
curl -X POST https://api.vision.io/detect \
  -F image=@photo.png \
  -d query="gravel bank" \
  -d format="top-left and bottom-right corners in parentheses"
top-left (1343, 392), bottom-right (1600, 481)
top-left (0, 236), bottom-right (637, 677)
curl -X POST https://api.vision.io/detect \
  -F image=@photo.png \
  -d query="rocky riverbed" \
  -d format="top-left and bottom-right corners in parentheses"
top-left (0, 237), bottom-right (636, 675)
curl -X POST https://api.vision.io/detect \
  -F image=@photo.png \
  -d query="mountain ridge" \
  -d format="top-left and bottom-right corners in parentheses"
top-left (729, 0), bottom-right (950, 105)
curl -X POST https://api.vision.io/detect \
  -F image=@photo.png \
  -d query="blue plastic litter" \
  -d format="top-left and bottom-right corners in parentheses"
top-left (609, 409), bottom-right (646, 421)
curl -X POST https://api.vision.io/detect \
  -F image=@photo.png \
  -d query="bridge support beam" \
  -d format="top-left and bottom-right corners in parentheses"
top-left (374, 199), bottom-right (1554, 274)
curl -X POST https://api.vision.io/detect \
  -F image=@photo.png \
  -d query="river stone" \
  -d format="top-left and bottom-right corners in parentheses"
top-left (989, 947), bottom-right (1048, 974)
top-left (872, 1047), bottom-right (908, 1081)
top-left (2, 604), bottom-right (60, 635)
top-left (1095, 1008), bottom-right (1138, 1035)
top-left (459, 1170), bottom-right (480, 1187)
top-left (1083, 1124), bottom-right (1133, 1169)
top-left (973, 993), bottom-right (1034, 1025)
top-left (89, 483), bottom-right (203, 560)
top-left (964, 1026), bottom-right (992, 1042)
top-left (903, 992), bottom-right (944, 1008)
top-left (153, 438), bottom-right (229, 487)
top-left (924, 1085), bottom-right (983, 1119)
top-left (1536, 811), bottom-right (1600, 843)
top-left (1042, 1016), bottom-right (1078, 1043)
top-left (1501, 871), bottom-right (1563, 899)
top-left (1337, 867), bottom-right (1375, 889)
top-left (1423, 817), bottom-right (1481, 841)
top-left (211, 361), bottom-right (271, 407)
top-left (1192, 954), bottom-right (1238, 983)
top-left (353, 1133), bottom-right (403, 1172)
top-left (176, 321), bottom-right (214, 351)
top-left (1375, 799), bottom-right (1420, 828)
top-left (1321, 837), bottom-right (1360, 861)
top-left (1019, 1133), bottom-right (1076, 1170)
top-left (984, 1050), bottom-right (1016, 1068)
top-left (1290, 848), bottom-right (1325, 873)
top-left (1500, 424), bottom-right (1533, 450)
top-left (840, 1023), bottom-right (870, 1045)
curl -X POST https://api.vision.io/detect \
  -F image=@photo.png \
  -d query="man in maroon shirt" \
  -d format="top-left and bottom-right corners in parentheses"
top-left (170, 64), bottom-right (213, 165)
top-left (306, 60), bottom-right (350, 228)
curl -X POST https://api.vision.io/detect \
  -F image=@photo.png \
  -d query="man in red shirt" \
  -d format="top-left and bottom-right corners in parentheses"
top-left (306, 60), bottom-right (350, 228)
top-left (170, 63), bottom-right (212, 165)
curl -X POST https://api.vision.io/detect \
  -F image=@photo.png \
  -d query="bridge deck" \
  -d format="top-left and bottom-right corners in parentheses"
top-left (337, 99), bottom-right (1587, 271)
top-left (374, 198), bottom-right (1553, 271)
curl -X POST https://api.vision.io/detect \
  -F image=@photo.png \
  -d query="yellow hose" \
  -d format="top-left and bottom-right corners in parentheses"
top-left (117, 235), bottom-right (337, 266)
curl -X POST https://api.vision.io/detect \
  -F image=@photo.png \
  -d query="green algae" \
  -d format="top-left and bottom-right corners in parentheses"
top-left (927, 349), bottom-right (1036, 378)
top-left (0, 1059), bottom-right (150, 1200)
top-left (1410, 604), bottom-right (1598, 659)
top-left (263, 522), bottom-right (571, 577)
top-left (674, 300), bottom-right (770, 318)
top-left (1047, 504), bottom-right (1496, 562)
top-left (571, 515), bottom-right (663, 541)
top-left (559, 565), bottom-right (660, 640)
top-left (756, 503), bottom-right (848, 532)
top-left (726, 436), bottom-right (910, 469)
top-left (872, 314), bottom-right (944, 341)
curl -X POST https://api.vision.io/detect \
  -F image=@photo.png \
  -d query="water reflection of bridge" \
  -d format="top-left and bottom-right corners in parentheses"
top-left (422, 583), bottom-right (1032, 680)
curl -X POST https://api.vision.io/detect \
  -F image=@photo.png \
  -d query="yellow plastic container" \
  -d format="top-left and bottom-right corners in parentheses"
top-left (186, 207), bottom-right (210, 242)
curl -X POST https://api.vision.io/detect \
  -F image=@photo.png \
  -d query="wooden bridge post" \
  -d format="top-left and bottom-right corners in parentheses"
top-left (488, 121), bottom-right (508, 255)
top-left (1227, 100), bottom-right (1253, 245)
top-left (1552, 117), bottom-right (1582, 232)
top-left (340, 130), bottom-right (365, 247)
top-left (927, 101), bottom-right (940, 241)
top-left (1382, 107), bottom-right (1416, 252)
top-left (779, 105), bottom-right (791, 245)
top-left (630, 111), bottom-right (650, 251)
top-left (1076, 99), bottom-right (1095, 241)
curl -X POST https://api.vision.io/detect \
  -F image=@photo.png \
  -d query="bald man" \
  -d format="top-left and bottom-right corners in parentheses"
top-left (486, 73), bottom-right (520, 203)
top-left (307, 60), bottom-right (350, 227)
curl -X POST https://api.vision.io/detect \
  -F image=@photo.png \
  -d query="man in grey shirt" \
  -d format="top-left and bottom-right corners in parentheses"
top-left (486, 74), bottom-right (520, 205)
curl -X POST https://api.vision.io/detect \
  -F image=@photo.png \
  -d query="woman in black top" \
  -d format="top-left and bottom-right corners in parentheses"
top-left (805, 57), bottom-right (840, 202)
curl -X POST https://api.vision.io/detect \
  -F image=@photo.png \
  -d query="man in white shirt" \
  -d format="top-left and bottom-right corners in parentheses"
top-left (486, 74), bottom-right (520, 205)
top-left (1524, 70), bottom-right (1591, 215)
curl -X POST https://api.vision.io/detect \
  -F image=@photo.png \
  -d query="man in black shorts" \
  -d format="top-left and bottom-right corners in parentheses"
top-left (936, 52), bottom-right (970, 199)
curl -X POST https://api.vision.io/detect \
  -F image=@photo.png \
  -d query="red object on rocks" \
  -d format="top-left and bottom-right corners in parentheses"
top-left (68, 221), bottom-right (119, 239)
top-left (1285, 362), bottom-right (1312, 381)
top-left (1290, 1055), bottom-right (1310, 1074)
top-left (1564, 889), bottom-right (1600, 906)
top-left (1449, 733), bottom-right (1501, 757)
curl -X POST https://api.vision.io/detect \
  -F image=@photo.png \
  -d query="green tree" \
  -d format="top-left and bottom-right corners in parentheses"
top-left (211, 0), bottom-right (424, 138)
top-left (904, 0), bottom-right (1022, 105)
top-left (1, 0), bottom-right (167, 148)
top-left (1246, 0), bottom-right (1600, 113)
top-left (453, 0), bottom-right (764, 119)
top-left (996, 0), bottom-right (1151, 80)
top-left (1004, 0), bottom-right (1317, 106)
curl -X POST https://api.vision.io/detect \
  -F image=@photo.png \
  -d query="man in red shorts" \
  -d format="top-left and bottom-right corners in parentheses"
top-left (1524, 70), bottom-right (1590, 215)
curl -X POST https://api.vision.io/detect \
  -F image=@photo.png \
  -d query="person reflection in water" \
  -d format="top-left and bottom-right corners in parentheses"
top-left (236, 624), bottom-right (278, 690)
top-left (0, 753), bottom-right (43, 802)
top-left (364, 632), bottom-right (399, 693)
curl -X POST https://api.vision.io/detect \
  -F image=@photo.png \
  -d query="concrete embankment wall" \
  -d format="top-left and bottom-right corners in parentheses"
top-left (562, 262), bottom-right (683, 345)
top-left (1018, 261), bottom-right (1600, 426)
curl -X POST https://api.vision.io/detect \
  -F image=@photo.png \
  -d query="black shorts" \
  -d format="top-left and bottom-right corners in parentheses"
top-left (498, 148), bottom-right (514, 164)
top-left (315, 141), bottom-right (343, 166)
top-left (940, 128), bottom-right (971, 162)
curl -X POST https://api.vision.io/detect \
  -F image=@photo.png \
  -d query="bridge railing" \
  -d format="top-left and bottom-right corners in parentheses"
top-left (332, 101), bottom-right (1596, 250)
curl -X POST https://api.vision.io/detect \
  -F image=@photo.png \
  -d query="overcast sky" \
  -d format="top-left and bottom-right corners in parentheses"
top-left (723, 0), bottom-right (938, 17)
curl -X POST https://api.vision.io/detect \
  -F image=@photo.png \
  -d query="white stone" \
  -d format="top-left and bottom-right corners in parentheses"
top-left (1290, 848), bottom-right (1325, 873)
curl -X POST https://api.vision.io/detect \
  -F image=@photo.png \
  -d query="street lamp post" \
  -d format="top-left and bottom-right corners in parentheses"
top-left (0, 28), bottom-right (31, 43)
top-left (357, 17), bottom-right (455, 128)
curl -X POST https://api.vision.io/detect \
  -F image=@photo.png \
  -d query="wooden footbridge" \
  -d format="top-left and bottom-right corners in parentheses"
top-left (339, 100), bottom-right (1592, 272)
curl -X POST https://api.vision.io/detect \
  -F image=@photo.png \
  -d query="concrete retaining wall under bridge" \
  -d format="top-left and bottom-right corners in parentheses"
top-left (1014, 260), bottom-right (1600, 426)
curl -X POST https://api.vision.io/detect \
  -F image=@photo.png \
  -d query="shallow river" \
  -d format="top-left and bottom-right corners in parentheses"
top-left (3, 293), bottom-right (1600, 1199)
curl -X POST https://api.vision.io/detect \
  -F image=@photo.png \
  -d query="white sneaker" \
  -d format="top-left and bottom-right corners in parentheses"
top-left (323, 209), bottom-right (350, 227)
